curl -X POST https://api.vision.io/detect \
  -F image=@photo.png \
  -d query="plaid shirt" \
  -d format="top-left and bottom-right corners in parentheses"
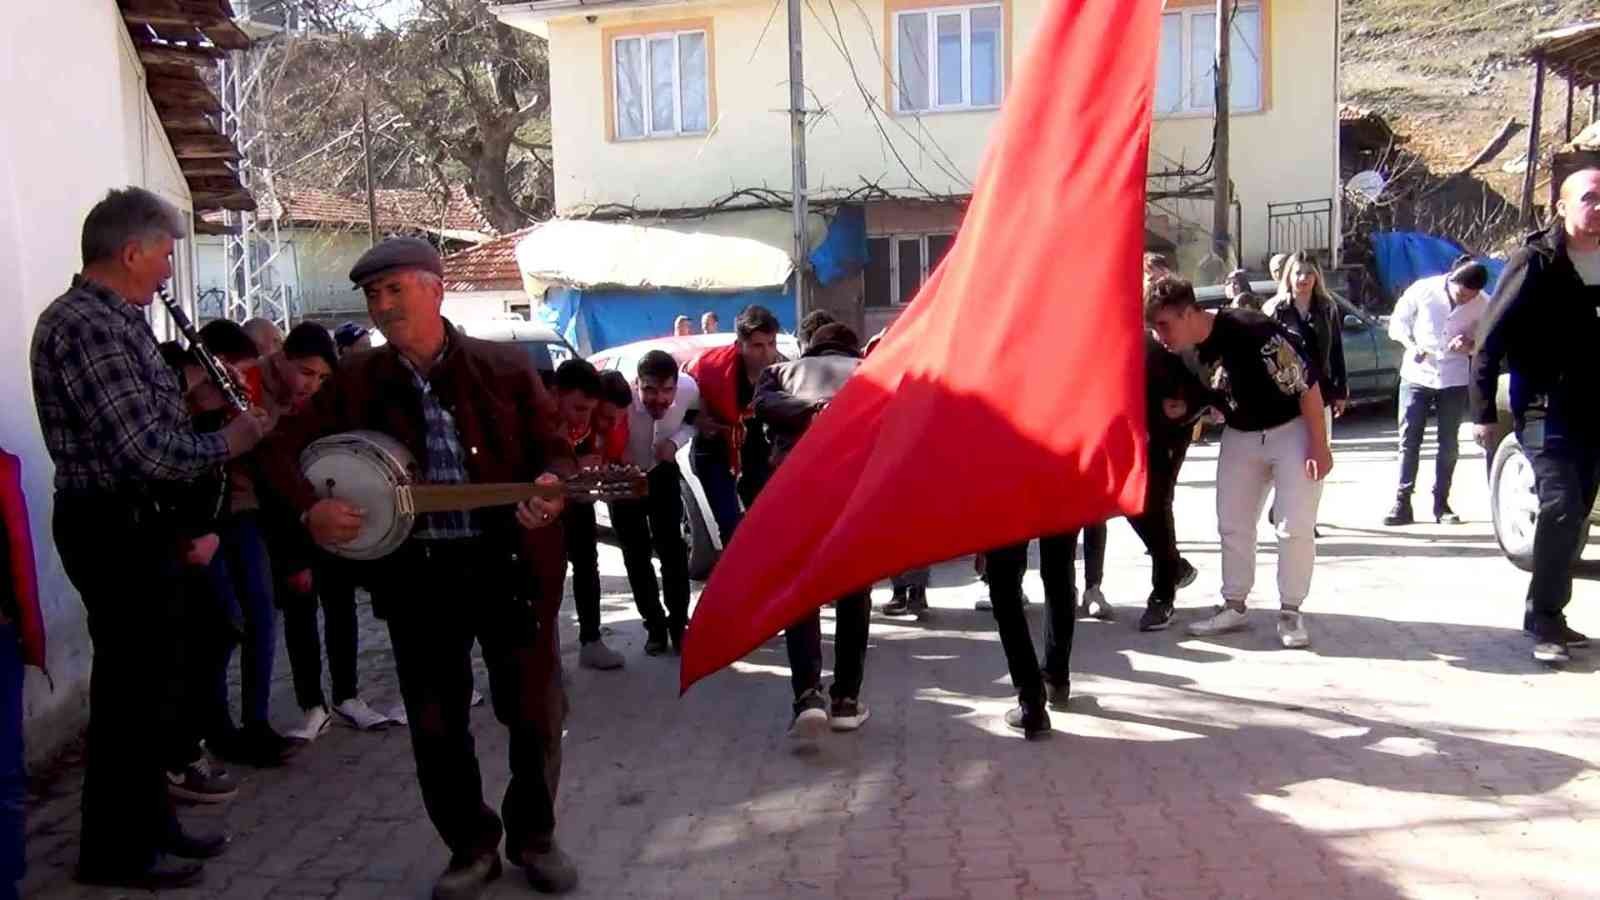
top-left (31, 276), bottom-right (229, 495)
top-left (398, 343), bottom-right (479, 540)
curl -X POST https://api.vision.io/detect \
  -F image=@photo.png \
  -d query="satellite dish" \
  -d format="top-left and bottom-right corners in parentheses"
top-left (1345, 170), bottom-right (1387, 204)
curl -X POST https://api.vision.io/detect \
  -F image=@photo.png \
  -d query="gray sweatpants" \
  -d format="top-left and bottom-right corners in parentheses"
top-left (1217, 420), bottom-right (1324, 611)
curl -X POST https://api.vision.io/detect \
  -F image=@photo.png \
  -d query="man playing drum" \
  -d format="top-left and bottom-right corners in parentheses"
top-left (255, 237), bottom-right (578, 899)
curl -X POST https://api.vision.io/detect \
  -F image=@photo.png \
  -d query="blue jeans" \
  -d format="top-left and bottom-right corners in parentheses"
top-left (690, 439), bottom-right (742, 544)
top-left (0, 624), bottom-right (23, 900)
top-left (210, 513), bottom-right (277, 729)
top-left (1396, 382), bottom-right (1467, 503)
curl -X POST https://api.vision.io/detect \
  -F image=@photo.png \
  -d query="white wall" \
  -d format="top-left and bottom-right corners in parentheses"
top-left (0, 0), bottom-right (198, 761)
top-left (197, 227), bottom-right (375, 320)
top-left (524, 0), bottom-right (1337, 269)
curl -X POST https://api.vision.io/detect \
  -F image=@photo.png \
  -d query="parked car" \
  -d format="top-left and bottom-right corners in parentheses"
top-left (369, 315), bottom-right (578, 371)
top-left (1195, 280), bottom-right (1404, 407)
top-left (1486, 376), bottom-right (1595, 571)
top-left (590, 332), bottom-right (801, 580)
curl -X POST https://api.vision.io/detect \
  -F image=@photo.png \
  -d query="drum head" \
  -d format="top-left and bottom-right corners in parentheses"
top-left (300, 431), bottom-right (417, 560)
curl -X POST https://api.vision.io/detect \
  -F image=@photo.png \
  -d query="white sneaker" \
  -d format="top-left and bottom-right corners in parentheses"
top-left (1186, 605), bottom-right (1250, 637)
top-left (1079, 586), bottom-right (1115, 621)
top-left (579, 639), bottom-right (625, 671)
top-left (974, 597), bottom-right (993, 611)
top-left (333, 697), bottom-right (395, 731)
top-left (788, 689), bottom-right (829, 743)
top-left (284, 705), bottom-right (332, 743)
top-left (1277, 611), bottom-right (1311, 649)
top-left (470, 688), bottom-right (485, 708)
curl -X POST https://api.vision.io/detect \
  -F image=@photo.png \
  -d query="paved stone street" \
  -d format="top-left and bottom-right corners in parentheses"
top-left (21, 410), bottom-right (1600, 899)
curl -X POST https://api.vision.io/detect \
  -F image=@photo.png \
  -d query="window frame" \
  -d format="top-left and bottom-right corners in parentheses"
top-left (609, 26), bottom-right (712, 141)
top-left (1155, 1), bottom-right (1265, 120)
top-left (890, 2), bottom-right (1005, 115)
top-left (866, 231), bottom-right (957, 308)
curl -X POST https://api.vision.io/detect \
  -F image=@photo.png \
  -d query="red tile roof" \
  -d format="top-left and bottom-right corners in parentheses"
top-left (205, 183), bottom-right (494, 237)
top-left (441, 226), bottom-right (537, 292)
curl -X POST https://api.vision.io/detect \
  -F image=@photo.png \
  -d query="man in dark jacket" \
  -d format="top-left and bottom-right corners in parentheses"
top-left (256, 237), bottom-right (577, 899)
top-left (752, 323), bottom-right (870, 742)
top-left (1471, 167), bottom-right (1600, 664)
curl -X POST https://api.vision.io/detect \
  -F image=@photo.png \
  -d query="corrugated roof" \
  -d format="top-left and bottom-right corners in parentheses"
top-left (441, 225), bottom-right (537, 292)
top-left (1530, 21), bottom-right (1600, 88)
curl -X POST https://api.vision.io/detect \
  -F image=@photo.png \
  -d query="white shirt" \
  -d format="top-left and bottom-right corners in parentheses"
top-left (1388, 274), bottom-right (1487, 390)
top-left (1571, 245), bottom-right (1600, 286)
top-left (624, 371), bottom-right (700, 471)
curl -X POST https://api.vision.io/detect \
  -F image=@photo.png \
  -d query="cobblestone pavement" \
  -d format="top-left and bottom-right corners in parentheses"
top-left (22, 411), bottom-right (1600, 899)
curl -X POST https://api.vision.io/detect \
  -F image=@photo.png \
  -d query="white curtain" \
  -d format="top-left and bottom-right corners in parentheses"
top-left (679, 33), bottom-right (709, 133)
top-left (615, 38), bottom-right (645, 138)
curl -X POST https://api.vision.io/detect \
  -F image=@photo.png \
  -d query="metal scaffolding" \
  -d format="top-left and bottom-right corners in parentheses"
top-left (214, 0), bottom-right (296, 328)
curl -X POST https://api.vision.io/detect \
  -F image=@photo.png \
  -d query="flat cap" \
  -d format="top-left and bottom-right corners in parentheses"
top-left (348, 236), bottom-right (443, 286)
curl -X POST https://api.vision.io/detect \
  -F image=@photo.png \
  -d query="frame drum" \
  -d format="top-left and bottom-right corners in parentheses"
top-left (300, 430), bottom-right (418, 560)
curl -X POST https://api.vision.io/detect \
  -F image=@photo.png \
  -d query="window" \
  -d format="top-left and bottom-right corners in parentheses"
top-left (1155, 3), bottom-right (1262, 117)
top-left (894, 4), bottom-right (1003, 113)
top-left (865, 232), bottom-right (956, 307)
top-left (613, 29), bottom-right (710, 139)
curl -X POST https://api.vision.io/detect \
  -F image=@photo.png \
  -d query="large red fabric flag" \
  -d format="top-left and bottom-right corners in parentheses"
top-left (680, 0), bottom-right (1160, 692)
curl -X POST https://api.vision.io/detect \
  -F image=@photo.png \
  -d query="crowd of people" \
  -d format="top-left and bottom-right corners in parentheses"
top-left (8, 167), bottom-right (1597, 899)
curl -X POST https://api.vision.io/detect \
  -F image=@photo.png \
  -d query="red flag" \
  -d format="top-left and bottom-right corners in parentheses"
top-left (680, 0), bottom-right (1160, 692)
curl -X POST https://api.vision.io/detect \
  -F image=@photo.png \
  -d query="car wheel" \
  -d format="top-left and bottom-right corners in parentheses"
top-left (680, 477), bottom-right (717, 581)
top-left (1490, 433), bottom-right (1588, 572)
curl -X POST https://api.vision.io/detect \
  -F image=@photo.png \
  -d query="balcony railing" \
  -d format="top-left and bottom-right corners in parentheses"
top-left (1267, 198), bottom-right (1334, 264)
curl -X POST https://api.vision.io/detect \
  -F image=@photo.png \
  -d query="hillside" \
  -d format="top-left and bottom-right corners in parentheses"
top-left (1342, 0), bottom-right (1594, 247)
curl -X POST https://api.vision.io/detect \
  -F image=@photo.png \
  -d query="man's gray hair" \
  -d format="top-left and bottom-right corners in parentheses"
top-left (81, 186), bottom-right (189, 266)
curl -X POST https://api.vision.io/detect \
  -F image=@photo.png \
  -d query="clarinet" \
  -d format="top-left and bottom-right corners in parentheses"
top-left (158, 284), bottom-right (251, 414)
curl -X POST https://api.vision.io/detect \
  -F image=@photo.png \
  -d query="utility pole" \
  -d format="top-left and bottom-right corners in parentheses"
top-left (1211, 0), bottom-right (1233, 273)
top-left (361, 95), bottom-right (379, 248)
top-left (787, 0), bottom-right (809, 322)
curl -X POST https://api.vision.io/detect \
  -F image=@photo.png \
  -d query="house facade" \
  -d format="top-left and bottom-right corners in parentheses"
top-left (0, 0), bottom-right (251, 759)
top-left (495, 0), bottom-right (1340, 333)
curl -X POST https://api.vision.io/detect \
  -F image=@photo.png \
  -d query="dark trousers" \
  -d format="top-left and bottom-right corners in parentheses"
top-left (171, 569), bottom-right (236, 767)
top-left (1128, 433), bottom-right (1188, 603)
top-left (891, 568), bottom-right (931, 591)
top-left (54, 495), bottom-right (184, 875)
top-left (691, 440), bottom-right (742, 544)
top-left (562, 502), bottom-right (602, 644)
top-left (1397, 382), bottom-right (1468, 503)
top-left (283, 555), bottom-right (359, 711)
top-left (0, 624), bottom-right (24, 900)
top-left (987, 533), bottom-right (1081, 708)
top-left (1524, 437), bottom-right (1600, 637)
top-left (211, 513), bottom-right (276, 728)
top-left (376, 541), bottom-right (565, 859)
top-left (611, 463), bottom-right (690, 634)
top-left (784, 591), bottom-right (870, 706)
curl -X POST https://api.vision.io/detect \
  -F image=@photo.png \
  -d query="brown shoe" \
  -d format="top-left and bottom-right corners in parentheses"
top-left (515, 842), bottom-right (578, 894)
top-left (432, 851), bottom-right (501, 900)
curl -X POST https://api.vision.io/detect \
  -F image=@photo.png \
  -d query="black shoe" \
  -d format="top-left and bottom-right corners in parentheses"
top-left (514, 842), bottom-right (578, 894)
top-left (644, 628), bottom-right (669, 657)
top-left (1175, 559), bottom-right (1198, 590)
top-left (433, 851), bottom-right (502, 900)
top-left (828, 697), bottom-right (870, 732)
top-left (1139, 600), bottom-right (1175, 632)
top-left (1003, 701), bottom-right (1051, 739)
top-left (882, 589), bottom-right (912, 617)
top-left (77, 858), bottom-right (205, 890)
top-left (1534, 640), bottom-right (1571, 664)
top-left (668, 624), bottom-right (685, 656)
top-left (166, 755), bottom-right (238, 804)
top-left (212, 724), bottom-right (297, 768)
top-left (908, 586), bottom-right (929, 617)
top-left (1043, 679), bottom-right (1070, 712)
top-left (1384, 498), bottom-right (1414, 526)
top-left (1560, 625), bottom-right (1590, 648)
top-left (788, 688), bottom-right (829, 743)
top-left (166, 829), bottom-right (230, 860)
top-left (1433, 502), bottom-right (1461, 525)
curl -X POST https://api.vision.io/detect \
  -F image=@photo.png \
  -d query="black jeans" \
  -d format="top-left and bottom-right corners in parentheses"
top-left (610, 463), bottom-right (690, 635)
top-left (1127, 434), bottom-right (1187, 603)
top-left (1523, 436), bottom-right (1600, 638)
top-left (562, 502), bottom-right (602, 644)
top-left (785, 590), bottom-right (871, 706)
top-left (375, 540), bottom-right (565, 859)
top-left (53, 494), bottom-right (185, 875)
top-left (282, 554), bottom-right (360, 711)
top-left (170, 567), bottom-right (236, 768)
top-left (987, 533), bottom-right (1081, 707)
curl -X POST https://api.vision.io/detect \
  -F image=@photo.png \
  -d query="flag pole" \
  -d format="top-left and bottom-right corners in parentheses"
top-left (787, 0), bottom-right (809, 323)
top-left (1211, 0), bottom-right (1233, 272)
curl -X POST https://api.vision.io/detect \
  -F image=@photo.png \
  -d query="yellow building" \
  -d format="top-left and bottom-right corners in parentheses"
top-left (494, 0), bottom-right (1340, 332)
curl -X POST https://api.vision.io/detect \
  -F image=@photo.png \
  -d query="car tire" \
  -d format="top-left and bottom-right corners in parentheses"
top-left (1489, 433), bottom-right (1588, 572)
top-left (680, 477), bottom-right (717, 581)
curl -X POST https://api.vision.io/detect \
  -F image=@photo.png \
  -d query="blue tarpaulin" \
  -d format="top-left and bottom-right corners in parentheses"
top-left (539, 286), bottom-right (796, 355)
top-left (1371, 231), bottom-right (1506, 300)
top-left (809, 206), bottom-right (867, 285)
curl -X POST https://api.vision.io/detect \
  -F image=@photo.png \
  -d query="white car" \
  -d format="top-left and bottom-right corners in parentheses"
top-left (368, 315), bottom-right (577, 370)
top-left (590, 332), bottom-right (800, 579)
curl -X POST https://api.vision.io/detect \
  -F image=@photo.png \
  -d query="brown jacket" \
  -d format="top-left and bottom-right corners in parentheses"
top-left (256, 321), bottom-right (573, 632)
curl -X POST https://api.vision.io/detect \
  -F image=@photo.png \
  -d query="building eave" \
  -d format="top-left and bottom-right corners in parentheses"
top-left (491, 0), bottom-right (693, 32)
